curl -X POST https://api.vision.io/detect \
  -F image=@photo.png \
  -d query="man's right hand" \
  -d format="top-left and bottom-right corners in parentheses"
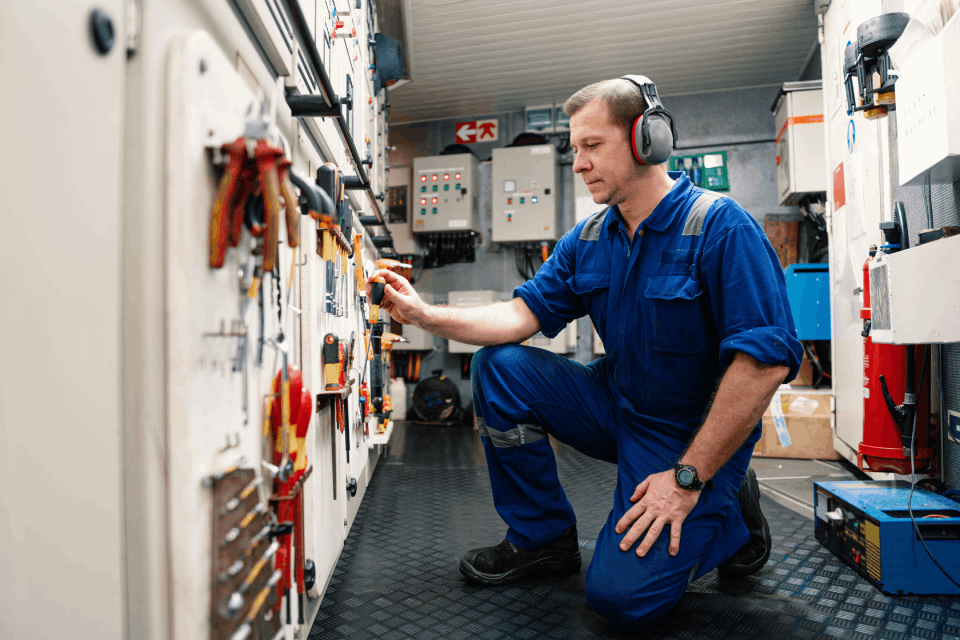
top-left (365, 269), bottom-right (426, 326)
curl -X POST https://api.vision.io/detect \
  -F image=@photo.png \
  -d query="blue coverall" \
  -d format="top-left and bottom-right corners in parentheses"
top-left (471, 173), bottom-right (803, 629)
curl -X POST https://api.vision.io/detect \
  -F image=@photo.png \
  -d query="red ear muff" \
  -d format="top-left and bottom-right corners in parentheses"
top-left (631, 115), bottom-right (647, 165)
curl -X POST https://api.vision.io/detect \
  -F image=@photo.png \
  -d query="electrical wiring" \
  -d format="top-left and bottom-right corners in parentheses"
top-left (908, 347), bottom-right (960, 590)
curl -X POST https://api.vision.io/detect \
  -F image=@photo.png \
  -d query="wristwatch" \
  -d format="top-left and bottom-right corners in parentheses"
top-left (674, 463), bottom-right (713, 491)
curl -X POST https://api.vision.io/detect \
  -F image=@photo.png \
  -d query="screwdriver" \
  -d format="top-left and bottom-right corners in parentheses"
top-left (368, 275), bottom-right (408, 324)
top-left (323, 333), bottom-right (342, 391)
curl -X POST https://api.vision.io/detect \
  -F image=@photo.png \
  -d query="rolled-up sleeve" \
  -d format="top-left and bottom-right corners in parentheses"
top-left (513, 231), bottom-right (585, 338)
top-left (699, 219), bottom-right (803, 381)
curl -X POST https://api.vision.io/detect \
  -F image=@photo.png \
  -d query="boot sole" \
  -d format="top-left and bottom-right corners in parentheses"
top-left (459, 552), bottom-right (582, 586)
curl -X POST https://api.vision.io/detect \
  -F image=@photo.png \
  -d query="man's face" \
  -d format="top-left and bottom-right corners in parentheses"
top-left (570, 98), bottom-right (642, 206)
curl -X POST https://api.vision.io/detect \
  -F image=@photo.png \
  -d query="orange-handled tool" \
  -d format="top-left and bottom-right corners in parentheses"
top-left (209, 137), bottom-right (247, 268)
top-left (277, 158), bottom-right (300, 249)
top-left (353, 234), bottom-right (365, 294)
top-left (323, 333), bottom-right (342, 391)
top-left (254, 140), bottom-right (283, 272)
top-left (368, 276), bottom-right (385, 325)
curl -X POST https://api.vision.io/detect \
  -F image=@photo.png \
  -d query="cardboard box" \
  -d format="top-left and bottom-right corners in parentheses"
top-left (754, 388), bottom-right (840, 460)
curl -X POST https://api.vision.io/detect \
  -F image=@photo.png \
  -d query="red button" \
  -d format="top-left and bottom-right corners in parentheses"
top-left (420, 198), bottom-right (427, 205)
top-left (420, 176), bottom-right (427, 182)
top-left (431, 175), bottom-right (438, 181)
top-left (443, 174), bottom-right (450, 180)
top-left (431, 197), bottom-right (438, 204)
top-left (455, 173), bottom-right (461, 180)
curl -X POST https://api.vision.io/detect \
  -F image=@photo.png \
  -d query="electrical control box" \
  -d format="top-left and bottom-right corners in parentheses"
top-left (386, 165), bottom-right (419, 255)
top-left (447, 290), bottom-right (499, 354)
top-left (773, 81), bottom-right (826, 205)
top-left (815, 481), bottom-right (960, 595)
top-left (521, 321), bottom-right (577, 354)
top-left (492, 145), bottom-right (561, 243)
top-left (412, 154), bottom-right (479, 234)
top-left (392, 293), bottom-right (434, 351)
top-left (867, 235), bottom-right (960, 344)
top-left (784, 264), bottom-right (830, 340)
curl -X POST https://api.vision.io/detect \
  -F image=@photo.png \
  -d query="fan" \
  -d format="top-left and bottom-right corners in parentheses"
top-left (412, 369), bottom-right (461, 422)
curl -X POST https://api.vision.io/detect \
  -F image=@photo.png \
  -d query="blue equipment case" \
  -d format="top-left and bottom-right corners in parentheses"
top-left (784, 263), bottom-right (830, 340)
top-left (814, 481), bottom-right (960, 595)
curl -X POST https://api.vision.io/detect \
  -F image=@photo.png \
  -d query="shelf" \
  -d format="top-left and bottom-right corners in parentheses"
top-left (366, 418), bottom-right (393, 446)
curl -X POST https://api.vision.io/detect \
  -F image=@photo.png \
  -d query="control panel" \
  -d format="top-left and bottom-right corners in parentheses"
top-left (412, 154), bottom-right (479, 234)
top-left (492, 144), bottom-right (560, 243)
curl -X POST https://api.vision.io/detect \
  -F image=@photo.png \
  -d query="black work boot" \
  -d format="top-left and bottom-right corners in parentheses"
top-left (718, 467), bottom-right (771, 578)
top-left (459, 526), bottom-right (581, 586)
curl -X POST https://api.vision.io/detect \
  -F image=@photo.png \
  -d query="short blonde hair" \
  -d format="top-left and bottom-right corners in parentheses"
top-left (562, 79), bottom-right (648, 132)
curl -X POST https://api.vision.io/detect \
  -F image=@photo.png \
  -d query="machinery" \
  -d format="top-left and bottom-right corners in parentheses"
top-left (815, 481), bottom-right (960, 595)
top-left (771, 81), bottom-right (826, 205)
top-left (491, 144), bottom-right (561, 243)
top-left (843, 13), bottom-right (910, 120)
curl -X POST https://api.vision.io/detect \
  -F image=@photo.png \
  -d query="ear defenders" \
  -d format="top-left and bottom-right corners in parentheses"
top-left (619, 75), bottom-right (678, 165)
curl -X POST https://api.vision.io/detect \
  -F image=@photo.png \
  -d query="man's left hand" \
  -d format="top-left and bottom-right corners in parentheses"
top-left (614, 469), bottom-right (701, 557)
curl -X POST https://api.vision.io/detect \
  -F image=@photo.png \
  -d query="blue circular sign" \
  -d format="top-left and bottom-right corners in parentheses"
top-left (847, 119), bottom-right (856, 154)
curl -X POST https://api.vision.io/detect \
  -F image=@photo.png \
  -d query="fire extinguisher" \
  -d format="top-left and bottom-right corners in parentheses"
top-left (858, 229), bottom-right (936, 474)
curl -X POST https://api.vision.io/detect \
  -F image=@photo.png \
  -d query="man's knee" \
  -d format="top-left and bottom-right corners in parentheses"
top-left (584, 563), bottom-right (685, 631)
top-left (471, 344), bottom-right (530, 388)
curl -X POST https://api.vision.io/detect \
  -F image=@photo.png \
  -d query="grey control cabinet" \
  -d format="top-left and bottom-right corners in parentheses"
top-left (412, 154), bottom-right (479, 233)
top-left (492, 144), bottom-right (560, 243)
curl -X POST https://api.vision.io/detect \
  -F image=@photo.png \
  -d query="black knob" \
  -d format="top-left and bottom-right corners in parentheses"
top-left (304, 559), bottom-right (316, 592)
top-left (270, 521), bottom-right (294, 538)
top-left (347, 478), bottom-right (358, 497)
top-left (89, 9), bottom-right (115, 55)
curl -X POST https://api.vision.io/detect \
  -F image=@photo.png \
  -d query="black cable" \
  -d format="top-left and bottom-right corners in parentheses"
top-left (907, 348), bottom-right (960, 590)
top-left (924, 173), bottom-right (935, 230)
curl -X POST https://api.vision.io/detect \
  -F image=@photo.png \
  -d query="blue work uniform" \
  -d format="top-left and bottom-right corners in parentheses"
top-left (471, 172), bottom-right (803, 630)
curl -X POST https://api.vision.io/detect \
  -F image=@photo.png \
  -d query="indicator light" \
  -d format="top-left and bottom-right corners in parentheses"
top-left (431, 175), bottom-right (438, 181)
top-left (420, 209), bottom-right (426, 215)
top-left (507, 198), bottom-right (512, 204)
top-left (432, 207), bottom-right (438, 214)
top-left (455, 183), bottom-right (461, 190)
top-left (420, 198), bottom-right (427, 205)
top-left (444, 184), bottom-right (449, 191)
top-left (455, 173), bottom-right (461, 180)
top-left (532, 197), bottom-right (538, 203)
top-left (519, 197), bottom-right (525, 204)
top-left (432, 185), bottom-right (438, 192)
top-left (420, 176), bottom-right (427, 182)
top-left (443, 174), bottom-right (450, 180)
top-left (431, 197), bottom-right (438, 204)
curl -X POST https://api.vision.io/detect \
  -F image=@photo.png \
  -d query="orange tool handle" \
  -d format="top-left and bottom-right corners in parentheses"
top-left (353, 234), bottom-right (365, 294)
top-left (368, 276), bottom-right (385, 325)
top-left (278, 161), bottom-right (300, 249)
top-left (254, 141), bottom-right (283, 272)
top-left (323, 333), bottom-right (341, 390)
top-left (209, 138), bottom-right (247, 268)
top-left (229, 163), bottom-right (256, 248)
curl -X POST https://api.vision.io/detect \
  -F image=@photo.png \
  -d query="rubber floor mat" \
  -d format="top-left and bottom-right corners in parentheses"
top-left (310, 422), bottom-right (960, 639)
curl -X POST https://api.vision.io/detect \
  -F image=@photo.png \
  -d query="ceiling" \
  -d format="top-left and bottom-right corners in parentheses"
top-left (386, 0), bottom-right (820, 124)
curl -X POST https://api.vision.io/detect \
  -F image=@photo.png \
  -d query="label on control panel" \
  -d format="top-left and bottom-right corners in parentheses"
top-left (816, 490), bottom-right (829, 522)
top-left (448, 220), bottom-right (468, 228)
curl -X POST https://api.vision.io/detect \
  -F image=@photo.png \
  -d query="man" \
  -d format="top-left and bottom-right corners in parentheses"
top-left (366, 77), bottom-right (802, 630)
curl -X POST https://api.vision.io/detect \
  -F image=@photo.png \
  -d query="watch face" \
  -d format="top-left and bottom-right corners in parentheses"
top-left (677, 468), bottom-right (694, 486)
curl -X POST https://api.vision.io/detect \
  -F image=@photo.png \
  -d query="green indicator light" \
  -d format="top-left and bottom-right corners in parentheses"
top-left (519, 197), bottom-right (525, 204)
top-left (420, 208), bottom-right (426, 215)
top-left (444, 184), bottom-right (449, 191)
top-left (432, 185), bottom-right (438, 192)
top-left (421, 186), bottom-right (426, 192)
top-left (455, 183), bottom-right (461, 189)
top-left (432, 207), bottom-right (438, 214)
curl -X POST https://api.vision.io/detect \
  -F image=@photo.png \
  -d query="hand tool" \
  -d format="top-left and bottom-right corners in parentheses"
top-left (253, 140), bottom-right (283, 273)
top-left (353, 233), bottom-right (365, 295)
top-left (229, 162), bottom-right (257, 249)
top-left (226, 569), bottom-right (283, 640)
top-left (276, 158), bottom-right (300, 249)
top-left (209, 137), bottom-right (248, 268)
top-left (291, 387), bottom-right (312, 623)
top-left (217, 559), bottom-right (245, 583)
top-left (323, 333), bottom-right (342, 391)
top-left (221, 503), bottom-right (267, 547)
top-left (222, 539), bottom-right (280, 617)
top-left (318, 216), bottom-right (336, 314)
top-left (338, 340), bottom-right (347, 388)
top-left (265, 341), bottom-right (295, 482)
top-left (220, 477), bottom-right (263, 516)
top-left (368, 276), bottom-right (385, 325)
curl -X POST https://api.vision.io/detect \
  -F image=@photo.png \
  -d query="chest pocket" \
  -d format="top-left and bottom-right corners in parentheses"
top-left (568, 271), bottom-right (610, 333)
top-left (645, 275), bottom-right (712, 355)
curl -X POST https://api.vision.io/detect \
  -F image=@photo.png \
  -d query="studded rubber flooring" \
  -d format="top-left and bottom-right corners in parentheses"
top-left (310, 422), bottom-right (960, 640)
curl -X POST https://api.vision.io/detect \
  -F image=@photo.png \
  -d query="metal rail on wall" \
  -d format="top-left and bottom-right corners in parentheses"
top-left (281, 0), bottom-right (391, 242)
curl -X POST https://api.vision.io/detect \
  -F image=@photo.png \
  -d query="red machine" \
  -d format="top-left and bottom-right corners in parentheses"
top-left (858, 248), bottom-right (936, 474)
